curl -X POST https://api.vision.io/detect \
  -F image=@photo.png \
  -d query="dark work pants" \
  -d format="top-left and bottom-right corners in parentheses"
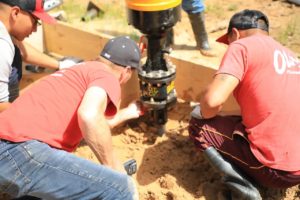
top-left (189, 115), bottom-right (300, 188)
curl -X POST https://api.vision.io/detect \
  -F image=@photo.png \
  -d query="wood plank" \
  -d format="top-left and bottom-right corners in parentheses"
top-left (43, 21), bottom-right (112, 60)
top-left (42, 21), bottom-right (239, 112)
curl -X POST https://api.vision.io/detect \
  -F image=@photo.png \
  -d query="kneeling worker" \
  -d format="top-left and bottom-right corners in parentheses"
top-left (189, 9), bottom-right (300, 199)
top-left (0, 36), bottom-right (141, 200)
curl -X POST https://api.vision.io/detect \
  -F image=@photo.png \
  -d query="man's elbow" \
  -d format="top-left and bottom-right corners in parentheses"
top-left (201, 93), bottom-right (225, 110)
top-left (77, 108), bottom-right (99, 129)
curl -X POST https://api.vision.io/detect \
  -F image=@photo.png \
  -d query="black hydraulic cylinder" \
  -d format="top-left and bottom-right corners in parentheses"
top-left (127, 6), bottom-right (181, 135)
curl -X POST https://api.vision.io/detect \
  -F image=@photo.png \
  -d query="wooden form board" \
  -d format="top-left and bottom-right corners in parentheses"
top-left (42, 21), bottom-right (112, 60)
top-left (37, 21), bottom-right (239, 111)
top-left (171, 58), bottom-right (239, 113)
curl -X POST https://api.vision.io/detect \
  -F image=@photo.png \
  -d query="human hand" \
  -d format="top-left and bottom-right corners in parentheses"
top-left (190, 105), bottom-right (203, 119)
top-left (58, 56), bottom-right (83, 70)
top-left (106, 101), bottom-right (146, 128)
top-left (123, 101), bottom-right (145, 121)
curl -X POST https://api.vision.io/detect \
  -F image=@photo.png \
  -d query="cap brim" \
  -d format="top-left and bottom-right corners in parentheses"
top-left (216, 33), bottom-right (229, 45)
top-left (32, 11), bottom-right (56, 24)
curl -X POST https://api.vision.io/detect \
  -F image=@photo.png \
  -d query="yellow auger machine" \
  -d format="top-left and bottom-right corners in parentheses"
top-left (125, 0), bottom-right (182, 135)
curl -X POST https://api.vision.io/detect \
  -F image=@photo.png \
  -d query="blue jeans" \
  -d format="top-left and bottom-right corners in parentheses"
top-left (0, 140), bottom-right (138, 200)
top-left (182, 0), bottom-right (205, 14)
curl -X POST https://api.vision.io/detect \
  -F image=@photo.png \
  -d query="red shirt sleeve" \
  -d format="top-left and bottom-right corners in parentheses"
top-left (216, 42), bottom-right (248, 81)
top-left (87, 69), bottom-right (121, 117)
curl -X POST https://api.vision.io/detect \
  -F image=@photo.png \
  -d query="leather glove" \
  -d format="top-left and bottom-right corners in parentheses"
top-left (58, 56), bottom-right (83, 70)
top-left (190, 105), bottom-right (203, 119)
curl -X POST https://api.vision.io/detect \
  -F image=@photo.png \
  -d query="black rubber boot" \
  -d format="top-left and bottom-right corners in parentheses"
top-left (188, 12), bottom-right (216, 57)
top-left (203, 147), bottom-right (262, 200)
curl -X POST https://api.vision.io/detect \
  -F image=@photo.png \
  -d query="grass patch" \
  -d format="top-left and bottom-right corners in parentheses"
top-left (57, 0), bottom-right (86, 22)
top-left (54, 1), bottom-right (140, 41)
top-left (277, 18), bottom-right (297, 45)
top-left (227, 3), bottom-right (238, 11)
top-left (207, 2), bottom-right (238, 17)
top-left (102, 3), bottom-right (126, 21)
top-left (99, 3), bottom-right (141, 41)
top-left (206, 4), bottom-right (224, 18)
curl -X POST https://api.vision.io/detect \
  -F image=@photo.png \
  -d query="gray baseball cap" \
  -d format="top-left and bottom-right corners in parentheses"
top-left (100, 36), bottom-right (141, 69)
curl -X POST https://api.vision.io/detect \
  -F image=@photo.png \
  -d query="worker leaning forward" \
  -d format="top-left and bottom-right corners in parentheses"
top-left (189, 9), bottom-right (300, 199)
top-left (0, 36), bottom-right (142, 200)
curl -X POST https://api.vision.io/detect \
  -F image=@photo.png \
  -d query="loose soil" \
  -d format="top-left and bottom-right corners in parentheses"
top-left (71, 0), bottom-right (300, 199)
top-left (2, 0), bottom-right (300, 199)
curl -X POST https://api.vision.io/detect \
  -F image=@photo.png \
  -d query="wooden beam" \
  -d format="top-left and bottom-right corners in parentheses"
top-left (29, 21), bottom-right (239, 112)
top-left (42, 21), bottom-right (112, 60)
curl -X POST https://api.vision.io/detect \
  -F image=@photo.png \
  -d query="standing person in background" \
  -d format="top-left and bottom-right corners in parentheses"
top-left (189, 9), bottom-right (300, 199)
top-left (182, 0), bottom-right (215, 57)
top-left (0, 36), bottom-right (141, 199)
top-left (166, 0), bottom-right (216, 57)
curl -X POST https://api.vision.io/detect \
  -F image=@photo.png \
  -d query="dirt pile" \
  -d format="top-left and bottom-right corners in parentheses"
top-left (75, 100), bottom-right (300, 200)
top-left (1, 0), bottom-right (299, 199)
top-left (67, 0), bottom-right (300, 199)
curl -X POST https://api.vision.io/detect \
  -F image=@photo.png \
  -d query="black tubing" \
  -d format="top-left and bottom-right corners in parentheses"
top-left (203, 147), bottom-right (262, 200)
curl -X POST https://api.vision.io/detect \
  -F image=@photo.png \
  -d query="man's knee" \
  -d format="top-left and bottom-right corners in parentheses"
top-left (188, 117), bottom-right (211, 150)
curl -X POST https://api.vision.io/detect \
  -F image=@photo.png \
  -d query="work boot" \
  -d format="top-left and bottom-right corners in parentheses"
top-left (188, 12), bottom-right (216, 57)
top-left (203, 147), bottom-right (262, 200)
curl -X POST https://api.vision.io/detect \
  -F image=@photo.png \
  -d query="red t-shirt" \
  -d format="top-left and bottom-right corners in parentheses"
top-left (0, 61), bottom-right (121, 152)
top-left (217, 34), bottom-right (300, 171)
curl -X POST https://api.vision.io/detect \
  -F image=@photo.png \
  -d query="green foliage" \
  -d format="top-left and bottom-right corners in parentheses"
top-left (277, 19), bottom-right (297, 45)
top-left (98, 2), bottom-right (141, 41)
top-left (227, 3), bottom-right (238, 12)
top-left (102, 3), bottom-right (126, 21)
top-left (206, 4), bottom-right (223, 18)
top-left (54, 0), bottom-right (141, 40)
top-left (58, 0), bottom-right (86, 22)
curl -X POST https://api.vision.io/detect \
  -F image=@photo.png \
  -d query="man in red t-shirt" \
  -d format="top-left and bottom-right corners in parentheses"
top-left (189, 9), bottom-right (300, 199)
top-left (0, 36), bottom-right (141, 200)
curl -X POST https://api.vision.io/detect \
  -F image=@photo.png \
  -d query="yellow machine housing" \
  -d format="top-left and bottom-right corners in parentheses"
top-left (126, 0), bottom-right (182, 135)
top-left (126, 0), bottom-right (181, 11)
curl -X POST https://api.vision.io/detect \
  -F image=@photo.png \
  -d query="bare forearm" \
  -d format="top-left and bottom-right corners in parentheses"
top-left (200, 74), bottom-right (239, 118)
top-left (22, 43), bottom-right (59, 69)
top-left (200, 102), bottom-right (223, 119)
top-left (25, 52), bottom-right (59, 69)
top-left (81, 118), bottom-right (114, 166)
top-left (15, 40), bottom-right (59, 70)
top-left (78, 87), bottom-right (124, 172)
top-left (199, 89), bottom-right (223, 118)
top-left (107, 109), bottom-right (128, 128)
top-left (107, 102), bottom-right (141, 128)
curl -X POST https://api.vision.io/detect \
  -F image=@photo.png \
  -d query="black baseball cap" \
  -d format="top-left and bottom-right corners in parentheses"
top-left (217, 9), bottom-right (269, 45)
top-left (100, 36), bottom-right (141, 69)
top-left (0, 0), bottom-right (56, 24)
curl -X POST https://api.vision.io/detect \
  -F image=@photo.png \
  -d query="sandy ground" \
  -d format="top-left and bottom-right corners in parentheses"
top-left (74, 100), bottom-right (300, 200)
top-left (72, 0), bottom-right (300, 199)
top-left (1, 0), bottom-right (300, 199)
